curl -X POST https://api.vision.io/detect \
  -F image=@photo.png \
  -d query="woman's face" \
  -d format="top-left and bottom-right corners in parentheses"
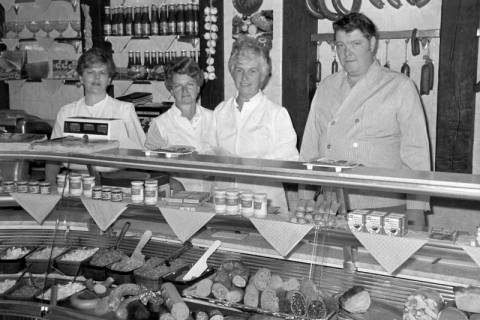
top-left (231, 52), bottom-right (265, 100)
top-left (79, 63), bottom-right (111, 95)
top-left (171, 73), bottom-right (200, 106)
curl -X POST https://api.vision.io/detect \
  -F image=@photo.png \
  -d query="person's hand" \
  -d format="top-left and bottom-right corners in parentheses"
top-left (406, 209), bottom-right (426, 231)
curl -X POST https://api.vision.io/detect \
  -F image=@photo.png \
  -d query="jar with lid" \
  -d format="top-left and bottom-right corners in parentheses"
top-left (2, 181), bottom-right (15, 193)
top-left (226, 189), bottom-right (239, 215)
top-left (69, 175), bottom-right (82, 196)
top-left (240, 191), bottom-right (254, 217)
top-left (56, 174), bottom-right (69, 194)
top-left (213, 189), bottom-right (226, 214)
top-left (111, 188), bottom-right (123, 202)
top-left (82, 176), bottom-right (95, 198)
top-left (92, 186), bottom-right (102, 200)
top-left (16, 181), bottom-right (28, 193)
top-left (39, 182), bottom-right (51, 194)
top-left (144, 184), bottom-right (158, 205)
top-left (253, 193), bottom-right (268, 218)
top-left (101, 186), bottom-right (112, 201)
top-left (131, 181), bottom-right (144, 204)
top-left (28, 180), bottom-right (40, 194)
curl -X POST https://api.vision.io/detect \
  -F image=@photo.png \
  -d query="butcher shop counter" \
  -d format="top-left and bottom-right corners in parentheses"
top-left (1, 148), bottom-right (480, 318)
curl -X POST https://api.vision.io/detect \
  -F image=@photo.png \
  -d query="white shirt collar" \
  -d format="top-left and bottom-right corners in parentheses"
top-left (171, 103), bottom-right (202, 123)
top-left (233, 91), bottom-right (264, 111)
top-left (81, 95), bottom-right (109, 108)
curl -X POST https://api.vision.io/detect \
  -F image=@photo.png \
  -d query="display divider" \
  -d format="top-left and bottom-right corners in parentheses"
top-left (80, 196), bottom-right (128, 231)
top-left (158, 206), bottom-right (215, 243)
top-left (10, 192), bottom-right (61, 224)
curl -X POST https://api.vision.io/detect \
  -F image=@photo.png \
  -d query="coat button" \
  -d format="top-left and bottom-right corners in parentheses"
top-left (355, 118), bottom-right (360, 124)
top-left (327, 144), bottom-right (332, 149)
top-left (352, 142), bottom-right (358, 148)
top-left (330, 120), bottom-right (336, 125)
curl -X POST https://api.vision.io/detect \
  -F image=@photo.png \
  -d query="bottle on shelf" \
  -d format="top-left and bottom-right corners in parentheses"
top-left (125, 6), bottom-right (133, 36)
top-left (167, 4), bottom-right (176, 35)
top-left (127, 50), bottom-right (134, 69)
top-left (190, 50), bottom-right (197, 63)
top-left (151, 51), bottom-right (158, 69)
top-left (150, 4), bottom-right (159, 36)
top-left (144, 50), bottom-right (151, 79)
top-left (133, 6), bottom-right (142, 37)
top-left (141, 5), bottom-right (150, 37)
top-left (134, 51), bottom-right (142, 67)
top-left (185, 3), bottom-right (194, 36)
top-left (116, 6), bottom-right (125, 36)
top-left (111, 7), bottom-right (117, 36)
top-left (103, 6), bottom-right (112, 36)
top-left (193, 4), bottom-right (199, 36)
top-left (165, 51), bottom-right (171, 64)
top-left (176, 4), bottom-right (185, 36)
top-left (159, 5), bottom-right (168, 36)
top-left (181, 50), bottom-right (187, 57)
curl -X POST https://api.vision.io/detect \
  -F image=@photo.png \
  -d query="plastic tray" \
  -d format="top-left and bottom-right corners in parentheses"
top-left (105, 266), bottom-right (135, 285)
top-left (0, 277), bottom-right (19, 298)
top-left (35, 280), bottom-right (85, 303)
top-left (26, 247), bottom-right (69, 274)
top-left (4, 276), bottom-right (51, 301)
top-left (55, 248), bottom-right (98, 277)
top-left (82, 263), bottom-right (107, 281)
top-left (0, 247), bottom-right (34, 274)
top-left (161, 264), bottom-right (215, 291)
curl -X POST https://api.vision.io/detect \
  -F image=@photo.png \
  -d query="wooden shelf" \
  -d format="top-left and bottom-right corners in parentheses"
top-left (311, 28), bottom-right (440, 44)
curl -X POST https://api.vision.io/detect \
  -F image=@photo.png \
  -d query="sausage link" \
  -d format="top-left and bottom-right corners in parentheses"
top-left (387, 0), bottom-right (402, 9)
top-left (369, 0), bottom-right (385, 9)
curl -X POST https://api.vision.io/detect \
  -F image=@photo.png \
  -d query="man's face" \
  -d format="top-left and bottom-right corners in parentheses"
top-left (231, 52), bottom-right (265, 100)
top-left (335, 29), bottom-right (376, 78)
top-left (79, 63), bottom-right (111, 95)
top-left (171, 73), bottom-right (200, 106)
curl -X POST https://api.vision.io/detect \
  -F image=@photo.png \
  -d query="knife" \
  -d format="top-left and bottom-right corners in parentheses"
top-left (183, 240), bottom-right (221, 281)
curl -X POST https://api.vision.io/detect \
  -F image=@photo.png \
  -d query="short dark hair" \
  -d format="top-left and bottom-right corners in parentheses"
top-left (76, 47), bottom-right (116, 78)
top-left (333, 12), bottom-right (378, 41)
top-left (164, 57), bottom-right (204, 91)
top-left (228, 36), bottom-right (271, 88)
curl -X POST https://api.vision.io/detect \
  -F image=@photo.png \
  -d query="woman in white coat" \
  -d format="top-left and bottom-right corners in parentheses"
top-left (213, 37), bottom-right (299, 216)
top-left (145, 57), bottom-right (215, 192)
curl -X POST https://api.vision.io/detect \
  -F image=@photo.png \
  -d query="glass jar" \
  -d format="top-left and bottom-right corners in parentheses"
top-left (39, 182), bottom-right (51, 194)
top-left (226, 189), bottom-right (239, 215)
top-left (16, 181), bottom-right (28, 193)
top-left (28, 180), bottom-right (40, 194)
top-left (213, 189), bottom-right (226, 214)
top-left (82, 176), bottom-right (95, 198)
top-left (2, 181), bottom-right (15, 193)
top-left (253, 193), bottom-right (268, 218)
top-left (111, 188), bottom-right (123, 202)
top-left (101, 186), bottom-right (112, 201)
top-left (92, 186), bottom-right (102, 200)
top-left (144, 184), bottom-right (158, 205)
top-left (131, 180), bottom-right (144, 204)
top-left (240, 191), bottom-right (254, 217)
top-left (56, 174), bottom-right (69, 194)
top-left (69, 175), bottom-right (82, 196)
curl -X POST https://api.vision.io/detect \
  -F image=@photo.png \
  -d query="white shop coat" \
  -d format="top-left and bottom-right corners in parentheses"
top-left (145, 104), bottom-right (215, 192)
top-left (213, 91), bottom-right (299, 216)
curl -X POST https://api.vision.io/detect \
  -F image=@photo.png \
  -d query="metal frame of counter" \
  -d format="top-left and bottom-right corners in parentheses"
top-left (1, 148), bottom-right (480, 200)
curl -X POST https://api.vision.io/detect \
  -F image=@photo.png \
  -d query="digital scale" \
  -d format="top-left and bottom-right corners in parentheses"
top-left (63, 117), bottom-right (138, 149)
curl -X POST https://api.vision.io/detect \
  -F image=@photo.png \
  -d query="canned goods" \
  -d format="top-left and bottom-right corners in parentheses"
top-left (111, 188), bottom-right (123, 202)
top-left (92, 186), bottom-right (102, 200)
top-left (39, 182), bottom-right (51, 194)
top-left (69, 175), bottom-right (82, 196)
top-left (82, 176), bottom-right (95, 198)
top-left (16, 181), bottom-right (28, 193)
top-left (28, 180), bottom-right (40, 194)
top-left (131, 181), bottom-right (144, 204)
top-left (101, 186), bottom-right (112, 201)
top-left (2, 181), bottom-right (15, 193)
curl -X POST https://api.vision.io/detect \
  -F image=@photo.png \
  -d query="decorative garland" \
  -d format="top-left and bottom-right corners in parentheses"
top-left (203, 3), bottom-right (218, 81)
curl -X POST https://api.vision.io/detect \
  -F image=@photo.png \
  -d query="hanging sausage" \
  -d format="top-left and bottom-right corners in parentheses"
top-left (315, 42), bottom-right (322, 83)
top-left (419, 39), bottom-right (434, 95)
top-left (331, 43), bottom-right (338, 74)
top-left (383, 39), bottom-right (390, 69)
top-left (411, 29), bottom-right (420, 56)
top-left (400, 39), bottom-right (410, 77)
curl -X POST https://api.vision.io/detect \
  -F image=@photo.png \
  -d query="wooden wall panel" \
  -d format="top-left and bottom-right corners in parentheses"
top-left (435, 0), bottom-right (480, 173)
top-left (282, 0), bottom-right (317, 148)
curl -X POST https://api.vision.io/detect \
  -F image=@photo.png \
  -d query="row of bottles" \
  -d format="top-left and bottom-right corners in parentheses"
top-left (104, 3), bottom-right (199, 37)
top-left (126, 49), bottom-right (199, 81)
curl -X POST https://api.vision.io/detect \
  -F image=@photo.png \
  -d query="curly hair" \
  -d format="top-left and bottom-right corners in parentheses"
top-left (228, 36), bottom-right (272, 88)
top-left (164, 57), bottom-right (204, 92)
top-left (333, 12), bottom-right (378, 41)
top-left (76, 47), bottom-right (116, 78)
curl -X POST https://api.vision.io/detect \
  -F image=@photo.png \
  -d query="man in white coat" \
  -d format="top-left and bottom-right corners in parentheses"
top-left (300, 13), bottom-right (431, 228)
top-left (213, 36), bottom-right (299, 217)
